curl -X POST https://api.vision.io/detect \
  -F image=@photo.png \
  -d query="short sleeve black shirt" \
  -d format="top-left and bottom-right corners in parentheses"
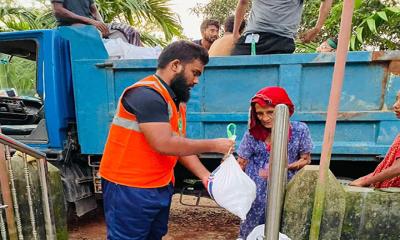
top-left (51, 0), bottom-right (94, 26)
top-left (121, 76), bottom-right (179, 123)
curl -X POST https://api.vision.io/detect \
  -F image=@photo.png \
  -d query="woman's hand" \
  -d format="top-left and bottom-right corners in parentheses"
top-left (349, 176), bottom-right (368, 187)
top-left (288, 161), bottom-right (301, 171)
top-left (288, 153), bottom-right (311, 171)
top-left (259, 168), bottom-right (269, 180)
top-left (237, 157), bottom-right (248, 170)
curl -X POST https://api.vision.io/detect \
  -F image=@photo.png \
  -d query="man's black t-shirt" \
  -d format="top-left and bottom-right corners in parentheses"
top-left (193, 39), bottom-right (202, 46)
top-left (121, 76), bottom-right (179, 123)
top-left (51, 0), bottom-right (94, 26)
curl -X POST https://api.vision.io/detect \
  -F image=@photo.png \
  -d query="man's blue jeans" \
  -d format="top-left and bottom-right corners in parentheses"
top-left (102, 178), bottom-right (174, 240)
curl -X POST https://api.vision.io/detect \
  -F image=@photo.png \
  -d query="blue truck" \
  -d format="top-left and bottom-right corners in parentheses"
top-left (0, 25), bottom-right (399, 216)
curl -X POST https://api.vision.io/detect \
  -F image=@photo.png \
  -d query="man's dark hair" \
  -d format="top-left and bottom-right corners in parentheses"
top-left (200, 19), bottom-right (220, 33)
top-left (157, 40), bottom-right (209, 69)
top-left (224, 15), bottom-right (246, 34)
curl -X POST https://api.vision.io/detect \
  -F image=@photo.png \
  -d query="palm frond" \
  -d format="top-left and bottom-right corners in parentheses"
top-left (140, 32), bottom-right (168, 47)
top-left (0, 6), bottom-right (55, 31)
top-left (96, 0), bottom-right (183, 41)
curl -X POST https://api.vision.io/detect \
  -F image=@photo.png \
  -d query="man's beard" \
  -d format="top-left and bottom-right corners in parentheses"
top-left (205, 35), bottom-right (217, 43)
top-left (170, 72), bottom-right (191, 103)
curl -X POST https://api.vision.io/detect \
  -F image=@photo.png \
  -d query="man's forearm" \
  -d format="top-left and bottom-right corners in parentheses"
top-left (90, 4), bottom-right (104, 22)
top-left (233, 0), bottom-right (249, 36)
top-left (156, 137), bottom-right (223, 156)
top-left (140, 123), bottom-right (232, 157)
top-left (315, 0), bottom-right (333, 29)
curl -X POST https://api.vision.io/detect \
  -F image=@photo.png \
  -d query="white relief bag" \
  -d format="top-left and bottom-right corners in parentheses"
top-left (247, 224), bottom-right (292, 240)
top-left (207, 154), bottom-right (256, 220)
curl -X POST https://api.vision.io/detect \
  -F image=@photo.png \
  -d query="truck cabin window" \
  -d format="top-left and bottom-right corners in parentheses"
top-left (0, 40), bottom-right (46, 142)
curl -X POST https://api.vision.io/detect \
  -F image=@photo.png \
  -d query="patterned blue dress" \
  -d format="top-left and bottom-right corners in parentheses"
top-left (237, 121), bottom-right (313, 239)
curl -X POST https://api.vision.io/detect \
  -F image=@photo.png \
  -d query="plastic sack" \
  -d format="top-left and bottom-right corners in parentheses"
top-left (207, 154), bottom-right (256, 220)
top-left (103, 38), bottom-right (162, 60)
top-left (247, 224), bottom-right (291, 240)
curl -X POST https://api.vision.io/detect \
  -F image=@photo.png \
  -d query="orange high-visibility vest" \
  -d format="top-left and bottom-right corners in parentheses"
top-left (99, 75), bottom-right (186, 188)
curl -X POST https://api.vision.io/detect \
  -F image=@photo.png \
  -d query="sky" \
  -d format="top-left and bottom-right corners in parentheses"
top-left (170, 0), bottom-right (210, 39)
top-left (16, 0), bottom-right (210, 39)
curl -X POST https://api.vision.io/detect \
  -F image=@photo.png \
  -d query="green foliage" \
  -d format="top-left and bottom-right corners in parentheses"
top-left (300, 0), bottom-right (400, 52)
top-left (350, 5), bottom-right (400, 50)
top-left (95, 0), bottom-right (183, 42)
top-left (295, 41), bottom-right (319, 53)
top-left (191, 0), bottom-right (238, 24)
top-left (0, 0), bottom-right (183, 95)
top-left (0, 6), bottom-right (56, 31)
top-left (0, 0), bottom-right (182, 46)
top-left (0, 54), bottom-right (36, 96)
top-left (192, 0), bottom-right (400, 52)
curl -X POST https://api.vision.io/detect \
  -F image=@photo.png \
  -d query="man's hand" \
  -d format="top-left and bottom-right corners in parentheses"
top-left (178, 155), bottom-right (210, 190)
top-left (300, 27), bottom-right (321, 43)
top-left (300, 0), bottom-right (333, 43)
top-left (201, 173), bottom-right (210, 190)
top-left (213, 138), bottom-right (235, 155)
top-left (89, 19), bottom-right (109, 37)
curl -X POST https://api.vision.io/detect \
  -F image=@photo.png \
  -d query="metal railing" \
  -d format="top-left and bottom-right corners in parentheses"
top-left (0, 133), bottom-right (56, 240)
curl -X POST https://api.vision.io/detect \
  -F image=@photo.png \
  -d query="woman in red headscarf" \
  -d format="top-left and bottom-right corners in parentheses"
top-left (236, 86), bottom-right (313, 239)
top-left (350, 90), bottom-right (400, 188)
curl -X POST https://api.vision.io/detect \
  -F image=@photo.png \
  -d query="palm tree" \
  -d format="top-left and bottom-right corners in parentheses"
top-left (0, 0), bottom-right (183, 46)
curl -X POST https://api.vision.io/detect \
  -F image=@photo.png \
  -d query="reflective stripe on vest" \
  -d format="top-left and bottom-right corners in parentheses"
top-left (112, 116), bottom-right (141, 132)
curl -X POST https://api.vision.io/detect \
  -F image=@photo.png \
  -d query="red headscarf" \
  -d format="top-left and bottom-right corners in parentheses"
top-left (249, 87), bottom-right (294, 142)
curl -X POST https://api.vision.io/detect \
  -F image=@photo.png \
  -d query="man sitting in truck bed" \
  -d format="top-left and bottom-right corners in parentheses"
top-left (51, 0), bottom-right (142, 46)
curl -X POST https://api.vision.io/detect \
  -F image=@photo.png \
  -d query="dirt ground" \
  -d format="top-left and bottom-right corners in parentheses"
top-left (68, 194), bottom-right (240, 240)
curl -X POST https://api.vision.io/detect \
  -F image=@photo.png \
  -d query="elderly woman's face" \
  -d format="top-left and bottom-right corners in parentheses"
top-left (393, 91), bottom-right (400, 119)
top-left (255, 103), bottom-right (275, 129)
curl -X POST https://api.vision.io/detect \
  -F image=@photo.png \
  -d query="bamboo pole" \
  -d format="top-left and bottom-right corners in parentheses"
top-left (309, 0), bottom-right (356, 239)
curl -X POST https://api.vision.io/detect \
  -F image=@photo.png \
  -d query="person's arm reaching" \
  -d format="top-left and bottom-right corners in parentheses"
top-left (233, 0), bottom-right (250, 40)
top-left (52, 2), bottom-right (109, 36)
top-left (350, 158), bottom-right (400, 187)
top-left (300, 0), bottom-right (333, 43)
top-left (139, 122), bottom-right (234, 156)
